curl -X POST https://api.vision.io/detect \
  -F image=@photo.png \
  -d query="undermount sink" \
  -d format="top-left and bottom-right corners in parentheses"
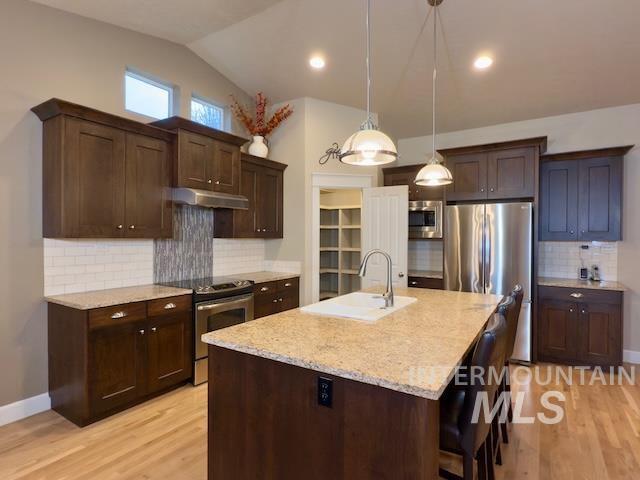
top-left (301, 292), bottom-right (417, 322)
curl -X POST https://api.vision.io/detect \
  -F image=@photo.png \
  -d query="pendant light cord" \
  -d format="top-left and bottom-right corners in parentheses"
top-left (365, 0), bottom-right (373, 128)
top-left (431, 3), bottom-right (437, 163)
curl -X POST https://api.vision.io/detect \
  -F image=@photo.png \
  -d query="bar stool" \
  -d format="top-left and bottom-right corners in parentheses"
top-left (439, 312), bottom-right (508, 480)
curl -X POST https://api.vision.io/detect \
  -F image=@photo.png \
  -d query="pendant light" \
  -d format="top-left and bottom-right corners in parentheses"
top-left (339, 0), bottom-right (398, 166)
top-left (415, 0), bottom-right (453, 186)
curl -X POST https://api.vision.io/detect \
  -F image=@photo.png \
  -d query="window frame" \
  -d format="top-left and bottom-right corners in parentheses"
top-left (124, 68), bottom-right (175, 120)
top-left (190, 94), bottom-right (227, 131)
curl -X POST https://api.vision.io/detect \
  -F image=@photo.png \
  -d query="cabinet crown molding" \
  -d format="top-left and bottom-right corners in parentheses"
top-left (150, 116), bottom-right (248, 147)
top-left (438, 136), bottom-right (548, 157)
top-left (541, 145), bottom-right (634, 162)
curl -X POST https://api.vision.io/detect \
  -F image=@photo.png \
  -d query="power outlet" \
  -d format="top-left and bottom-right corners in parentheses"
top-left (317, 377), bottom-right (333, 408)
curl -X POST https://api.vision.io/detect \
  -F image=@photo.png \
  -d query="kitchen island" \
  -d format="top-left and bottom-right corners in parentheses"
top-left (203, 287), bottom-right (502, 479)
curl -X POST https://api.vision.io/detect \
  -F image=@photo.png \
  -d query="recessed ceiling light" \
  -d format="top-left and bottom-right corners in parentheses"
top-left (474, 56), bottom-right (493, 70)
top-left (309, 56), bottom-right (326, 70)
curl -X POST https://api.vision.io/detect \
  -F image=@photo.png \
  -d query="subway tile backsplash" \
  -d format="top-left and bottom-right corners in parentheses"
top-left (44, 239), bottom-right (154, 296)
top-left (538, 241), bottom-right (618, 281)
top-left (408, 240), bottom-right (443, 273)
top-left (212, 238), bottom-right (266, 276)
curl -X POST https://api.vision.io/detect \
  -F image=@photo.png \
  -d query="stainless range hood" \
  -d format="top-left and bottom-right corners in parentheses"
top-left (172, 188), bottom-right (248, 210)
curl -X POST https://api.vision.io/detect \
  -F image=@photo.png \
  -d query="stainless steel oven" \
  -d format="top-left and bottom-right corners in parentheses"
top-left (194, 292), bottom-right (254, 385)
top-left (409, 200), bottom-right (443, 239)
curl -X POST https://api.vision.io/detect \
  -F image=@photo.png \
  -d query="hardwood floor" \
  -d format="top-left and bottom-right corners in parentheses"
top-left (1, 364), bottom-right (638, 479)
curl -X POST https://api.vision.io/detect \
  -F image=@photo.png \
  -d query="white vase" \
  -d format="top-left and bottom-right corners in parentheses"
top-left (248, 136), bottom-right (269, 158)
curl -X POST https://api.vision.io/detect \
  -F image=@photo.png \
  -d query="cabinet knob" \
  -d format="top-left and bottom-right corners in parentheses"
top-left (117, 225), bottom-right (123, 230)
top-left (129, 225), bottom-right (135, 230)
top-left (581, 309), bottom-right (587, 314)
top-left (490, 188), bottom-right (495, 192)
top-left (260, 286), bottom-right (269, 292)
top-left (570, 292), bottom-right (584, 298)
top-left (410, 281), bottom-right (418, 286)
top-left (272, 299), bottom-right (278, 303)
top-left (398, 272), bottom-right (405, 278)
top-left (279, 298), bottom-right (283, 302)
top-left (139, 329), bottom-right (145, 335)
top-left (570, 230), bottom-right (575, 235)
top-left (215, 180), bottom-right (220, 185)
top-left (151, 327), bottom-right (157, 332)
top-left (569, 308), bottom-right (574, 312)
top-left (207, 179), bottom-right (212, 184)
top-left (480, 188), bottom-right (485, 192)
top-left (284, 283), bottom-right (292, 288)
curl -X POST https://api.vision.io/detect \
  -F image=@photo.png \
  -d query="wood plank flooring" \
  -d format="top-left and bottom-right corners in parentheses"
top-left (1, 364), bottom-right (639, 479)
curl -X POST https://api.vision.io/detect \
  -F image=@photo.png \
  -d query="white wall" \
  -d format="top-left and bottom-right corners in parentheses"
top-left (398, 103), bottom-right (640, 355)
top-left (0, 0), bottom-right (252, 407)
top-left (267, 98), bottom-right (381, 304)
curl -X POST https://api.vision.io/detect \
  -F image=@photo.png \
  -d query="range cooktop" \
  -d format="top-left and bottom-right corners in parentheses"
top-left (160, 277), bottom-right (254, 296)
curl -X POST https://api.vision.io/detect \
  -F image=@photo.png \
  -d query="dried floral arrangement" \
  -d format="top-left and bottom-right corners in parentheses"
top-left (229, 92), bottom-right (293, 138)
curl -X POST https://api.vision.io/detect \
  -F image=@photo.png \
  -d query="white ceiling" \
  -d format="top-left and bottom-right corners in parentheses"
top-left (31, 0), bottom-right (640, 138)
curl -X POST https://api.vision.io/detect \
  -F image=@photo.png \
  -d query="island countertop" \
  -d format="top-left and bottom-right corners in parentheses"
top-left (203, 287), bottom-right (502, 400)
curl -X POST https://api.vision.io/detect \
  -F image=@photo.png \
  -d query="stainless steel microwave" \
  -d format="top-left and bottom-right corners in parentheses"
top-left (409, 200), bottom-right (443, 239)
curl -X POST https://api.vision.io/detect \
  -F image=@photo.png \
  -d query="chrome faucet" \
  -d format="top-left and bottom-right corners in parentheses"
top-left (358, 249), bottom-right (394, 308)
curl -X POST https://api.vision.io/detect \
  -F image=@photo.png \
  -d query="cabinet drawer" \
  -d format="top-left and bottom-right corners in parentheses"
top-left (408, 276), bottom-right (443, 290)
top-left (89, 302), bottom-right (147, 330)
top-left (538, 286), bottom-right (622, 305)
top-left (147, 295), bottom-right (192, 317)
top-left (254, 281), bottom-right (278, 296)
top-left (277, 277), bottom-right (299, 292)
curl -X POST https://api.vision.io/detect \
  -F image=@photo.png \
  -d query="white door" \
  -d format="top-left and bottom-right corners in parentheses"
top-left (361, 186), bottom-right (408, 289)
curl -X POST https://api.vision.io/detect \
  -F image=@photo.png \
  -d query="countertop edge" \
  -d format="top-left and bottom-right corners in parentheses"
top-left (46, 286), bottom-right (193, 310)
top-left (537, 277), bottom-right (626, 292)
top-left (204, 337), bottom-right (443, 400)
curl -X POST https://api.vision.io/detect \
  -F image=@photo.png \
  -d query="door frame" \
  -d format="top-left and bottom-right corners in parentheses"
top-left (310, 173), bottom-right (375, 304)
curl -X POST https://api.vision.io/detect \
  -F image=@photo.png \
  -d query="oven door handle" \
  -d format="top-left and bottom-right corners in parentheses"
top-left (197, 294), bottom-right (254, 312)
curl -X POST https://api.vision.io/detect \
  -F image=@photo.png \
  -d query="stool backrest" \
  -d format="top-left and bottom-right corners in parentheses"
top-left (459, 312), bottom-right (508, 456)
top-left (500, 285), bottom-right (523, 361)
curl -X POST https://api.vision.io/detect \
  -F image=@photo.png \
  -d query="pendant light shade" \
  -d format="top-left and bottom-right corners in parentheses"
top-left (340, 0), bottom-right (398, 166)
top-left (340, 127), bottom-right (398, 166)
top-left (415, 158), bottom-right (453, 186)
top-left (414, 0), bottom-right (453, 187)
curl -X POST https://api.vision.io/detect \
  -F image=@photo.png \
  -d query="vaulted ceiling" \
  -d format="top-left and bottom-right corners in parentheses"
top-left (32, 0), bottom-right (640, 138)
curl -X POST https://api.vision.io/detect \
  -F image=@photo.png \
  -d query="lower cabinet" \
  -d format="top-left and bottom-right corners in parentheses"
top-left (48, 295), bottom-right (192, 426)
top-left (408, 276), bottom-right (443, 290)
top-left (253, 277), bottom-right (300, 319)
top-left (538, 286), bottom-right (622, 367)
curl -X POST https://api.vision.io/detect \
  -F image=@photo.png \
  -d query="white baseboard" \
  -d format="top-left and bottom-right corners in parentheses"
top-left (0, 393), bottom-right (51, 427)
top-left (624, 350), bottom-right (640, 365)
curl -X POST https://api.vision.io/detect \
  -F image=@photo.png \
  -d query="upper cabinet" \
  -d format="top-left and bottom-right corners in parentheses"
top-left (382, 165), bottom-right (444, 201)
top-left (150, 117), bottom-right (247, 195)
top-left (214, 154), bottom-right (287, 239)
top-left (539, 146), bottom-right (631, 241)
top-left (32, 99), bottom-right (174, 238)
top-left (439, 137), bottom-right (546, 202)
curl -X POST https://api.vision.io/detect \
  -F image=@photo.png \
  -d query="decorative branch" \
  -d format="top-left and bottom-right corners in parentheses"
top-left (229, 92), bottom-right (293, 138)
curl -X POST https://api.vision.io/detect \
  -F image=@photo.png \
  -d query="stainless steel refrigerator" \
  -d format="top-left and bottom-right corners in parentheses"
top-left (444, 202), bottom-right (533, 363)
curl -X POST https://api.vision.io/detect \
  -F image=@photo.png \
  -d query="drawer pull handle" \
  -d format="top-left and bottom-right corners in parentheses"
top-left (151, 327), bottom-right (157, 332)
top-left (284, 283), bottom-right (292, 287)
top-left (164, 302), bottom-right (177, 309)
top-left (139, 329), bottom-right (145, 335)
top-left (111, 311), bottom-right (127, 319)
top-left (570, 292), bottom-right (584, 298)
top-left (260, 286), bottom-right (269, 292)
top-left (410, 281), bottom-right (418, 286)
top-left (272, 299), bottom-right (278, 303)
top-left (279, 298), bottom-right (283, 302)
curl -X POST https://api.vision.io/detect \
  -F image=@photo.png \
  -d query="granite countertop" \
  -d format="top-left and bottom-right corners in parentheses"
top-left (408, 269), bottom-right (443, 279)
top-left (46, 284), bottom-right (193, 310)
top-left (228, 271), bottom-right (300, 284)
top-left (203, 287), bottom-right (502, 400)
top-left (538, 277), bottom-right (626, 292)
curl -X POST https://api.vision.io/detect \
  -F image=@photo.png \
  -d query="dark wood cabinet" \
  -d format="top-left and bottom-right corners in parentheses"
top-left (253, 277), bottom-right (300, 319)
top-left (382, 165), bottom-right (444, 201)
top-left (89, 321), bottom-right (147, 415)
top-left (539, 146), bottom-right (630, 241)
top-left (150, 116), bottom-right (246, 195)
top-left (439, 137), bottom-right (547, 202)
top-left (147, 311), bottom-right (192, 393)
top-left (539, 160), bottom-right (579, 240)
top-left (214, 154), bottom-right (287, 239)
top-left (125, 133), bottom-right (173, 238)
top-left (32, 99), bottom-right (174, 238)
top-left (48, 295), bottom-right (193, 426)
top-left (537, 286), bottom-right (622, 367)
top-left (408, 276), bottom-right (443, 290)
